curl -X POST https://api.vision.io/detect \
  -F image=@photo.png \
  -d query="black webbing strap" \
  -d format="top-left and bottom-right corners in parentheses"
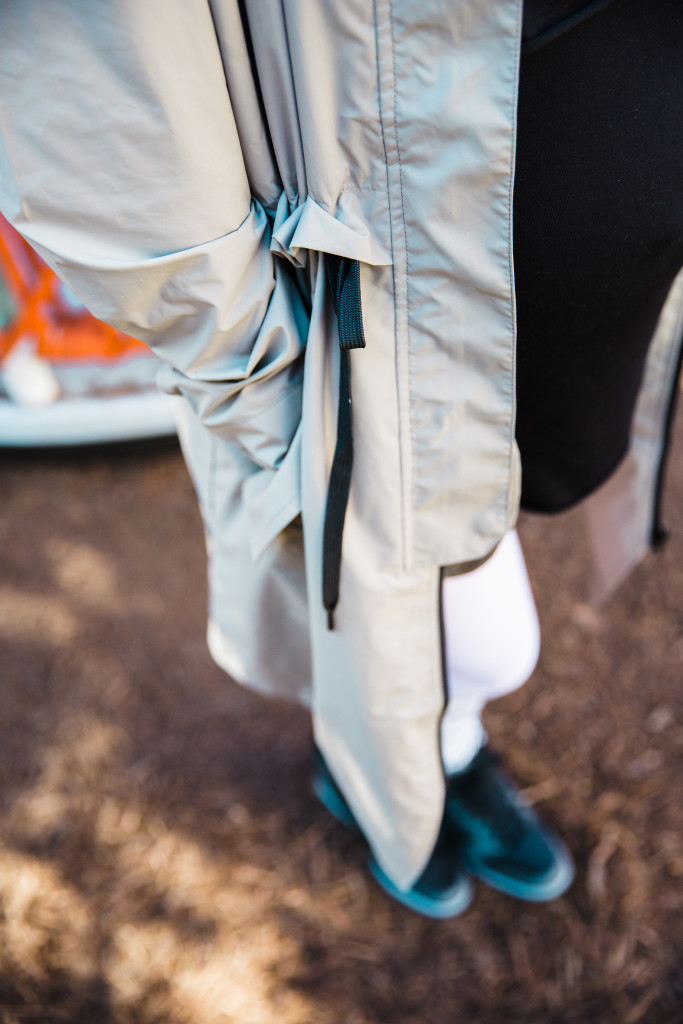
top-left (322, 255), bottom-right (366, 629)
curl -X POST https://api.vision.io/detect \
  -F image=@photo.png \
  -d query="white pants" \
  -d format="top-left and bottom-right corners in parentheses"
top-left (440, 531), bottom-right (540, 774)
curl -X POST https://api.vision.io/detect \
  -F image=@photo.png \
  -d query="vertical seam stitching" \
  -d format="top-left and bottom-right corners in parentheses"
top-left (387, 0), bottom-right (414, 569)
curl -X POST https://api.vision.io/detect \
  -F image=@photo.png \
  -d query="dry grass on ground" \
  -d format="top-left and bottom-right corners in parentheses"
top-left (0, 416), bottom-right (681, 1024)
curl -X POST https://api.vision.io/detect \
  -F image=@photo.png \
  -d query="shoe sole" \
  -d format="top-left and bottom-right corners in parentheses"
top-left (369, 859), bottom-right (474, 919)
top-left (313, 767), bottom-right (474, 919)
top-left (461, 840), bottom-right (575, 902)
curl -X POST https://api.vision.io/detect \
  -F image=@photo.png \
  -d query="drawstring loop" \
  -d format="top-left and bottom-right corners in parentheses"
top-left (322, 255), bottom-right (365, 630)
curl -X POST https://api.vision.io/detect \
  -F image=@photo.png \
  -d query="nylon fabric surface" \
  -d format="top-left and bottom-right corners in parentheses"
top-left (0, 0), bottom-right (681, 892)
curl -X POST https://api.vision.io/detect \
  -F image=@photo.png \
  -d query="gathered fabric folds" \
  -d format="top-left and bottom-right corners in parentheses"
top-left (1, 0), bottom-right (680, 892)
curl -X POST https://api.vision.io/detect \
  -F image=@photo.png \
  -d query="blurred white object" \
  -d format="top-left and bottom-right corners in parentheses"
top-left (0, 390), bottom-right (179, 446)
top-left (0, 212), bottom-right (177, 446)
top-left (2, 337), bottom-right (61, 407)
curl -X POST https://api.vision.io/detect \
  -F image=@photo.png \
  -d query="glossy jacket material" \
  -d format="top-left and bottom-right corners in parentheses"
top-left (1, 0), bottom-right (680, 889)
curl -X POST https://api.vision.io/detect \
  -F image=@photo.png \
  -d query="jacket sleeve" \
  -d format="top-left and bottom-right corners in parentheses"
top-left (0, 0), bottom-right (306, 471)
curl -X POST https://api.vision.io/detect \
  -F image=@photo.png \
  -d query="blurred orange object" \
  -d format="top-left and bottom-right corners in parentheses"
top-left (0, 213), bottom-right (148, 363)
top-left (0, 214), bottom-right (176, 445)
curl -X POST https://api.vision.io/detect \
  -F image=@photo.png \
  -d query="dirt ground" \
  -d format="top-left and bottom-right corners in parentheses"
top-left (0, 413), bottom-right (681, 1024)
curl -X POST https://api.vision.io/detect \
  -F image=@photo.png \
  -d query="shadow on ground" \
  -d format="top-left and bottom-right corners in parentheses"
top-left (0, 419), bottom-right (681, 1024)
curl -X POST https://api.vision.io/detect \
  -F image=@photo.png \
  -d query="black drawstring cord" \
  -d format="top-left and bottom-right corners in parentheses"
top-left (322, 255), bottom-right (366, 629)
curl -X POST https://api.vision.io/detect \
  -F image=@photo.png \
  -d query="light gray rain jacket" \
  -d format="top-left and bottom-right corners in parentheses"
top-left (1, 0), bottom-right (681, 890)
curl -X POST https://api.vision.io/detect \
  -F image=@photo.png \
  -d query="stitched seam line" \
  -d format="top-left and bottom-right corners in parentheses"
top-left (387, 0), bottom-right (413, 570)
